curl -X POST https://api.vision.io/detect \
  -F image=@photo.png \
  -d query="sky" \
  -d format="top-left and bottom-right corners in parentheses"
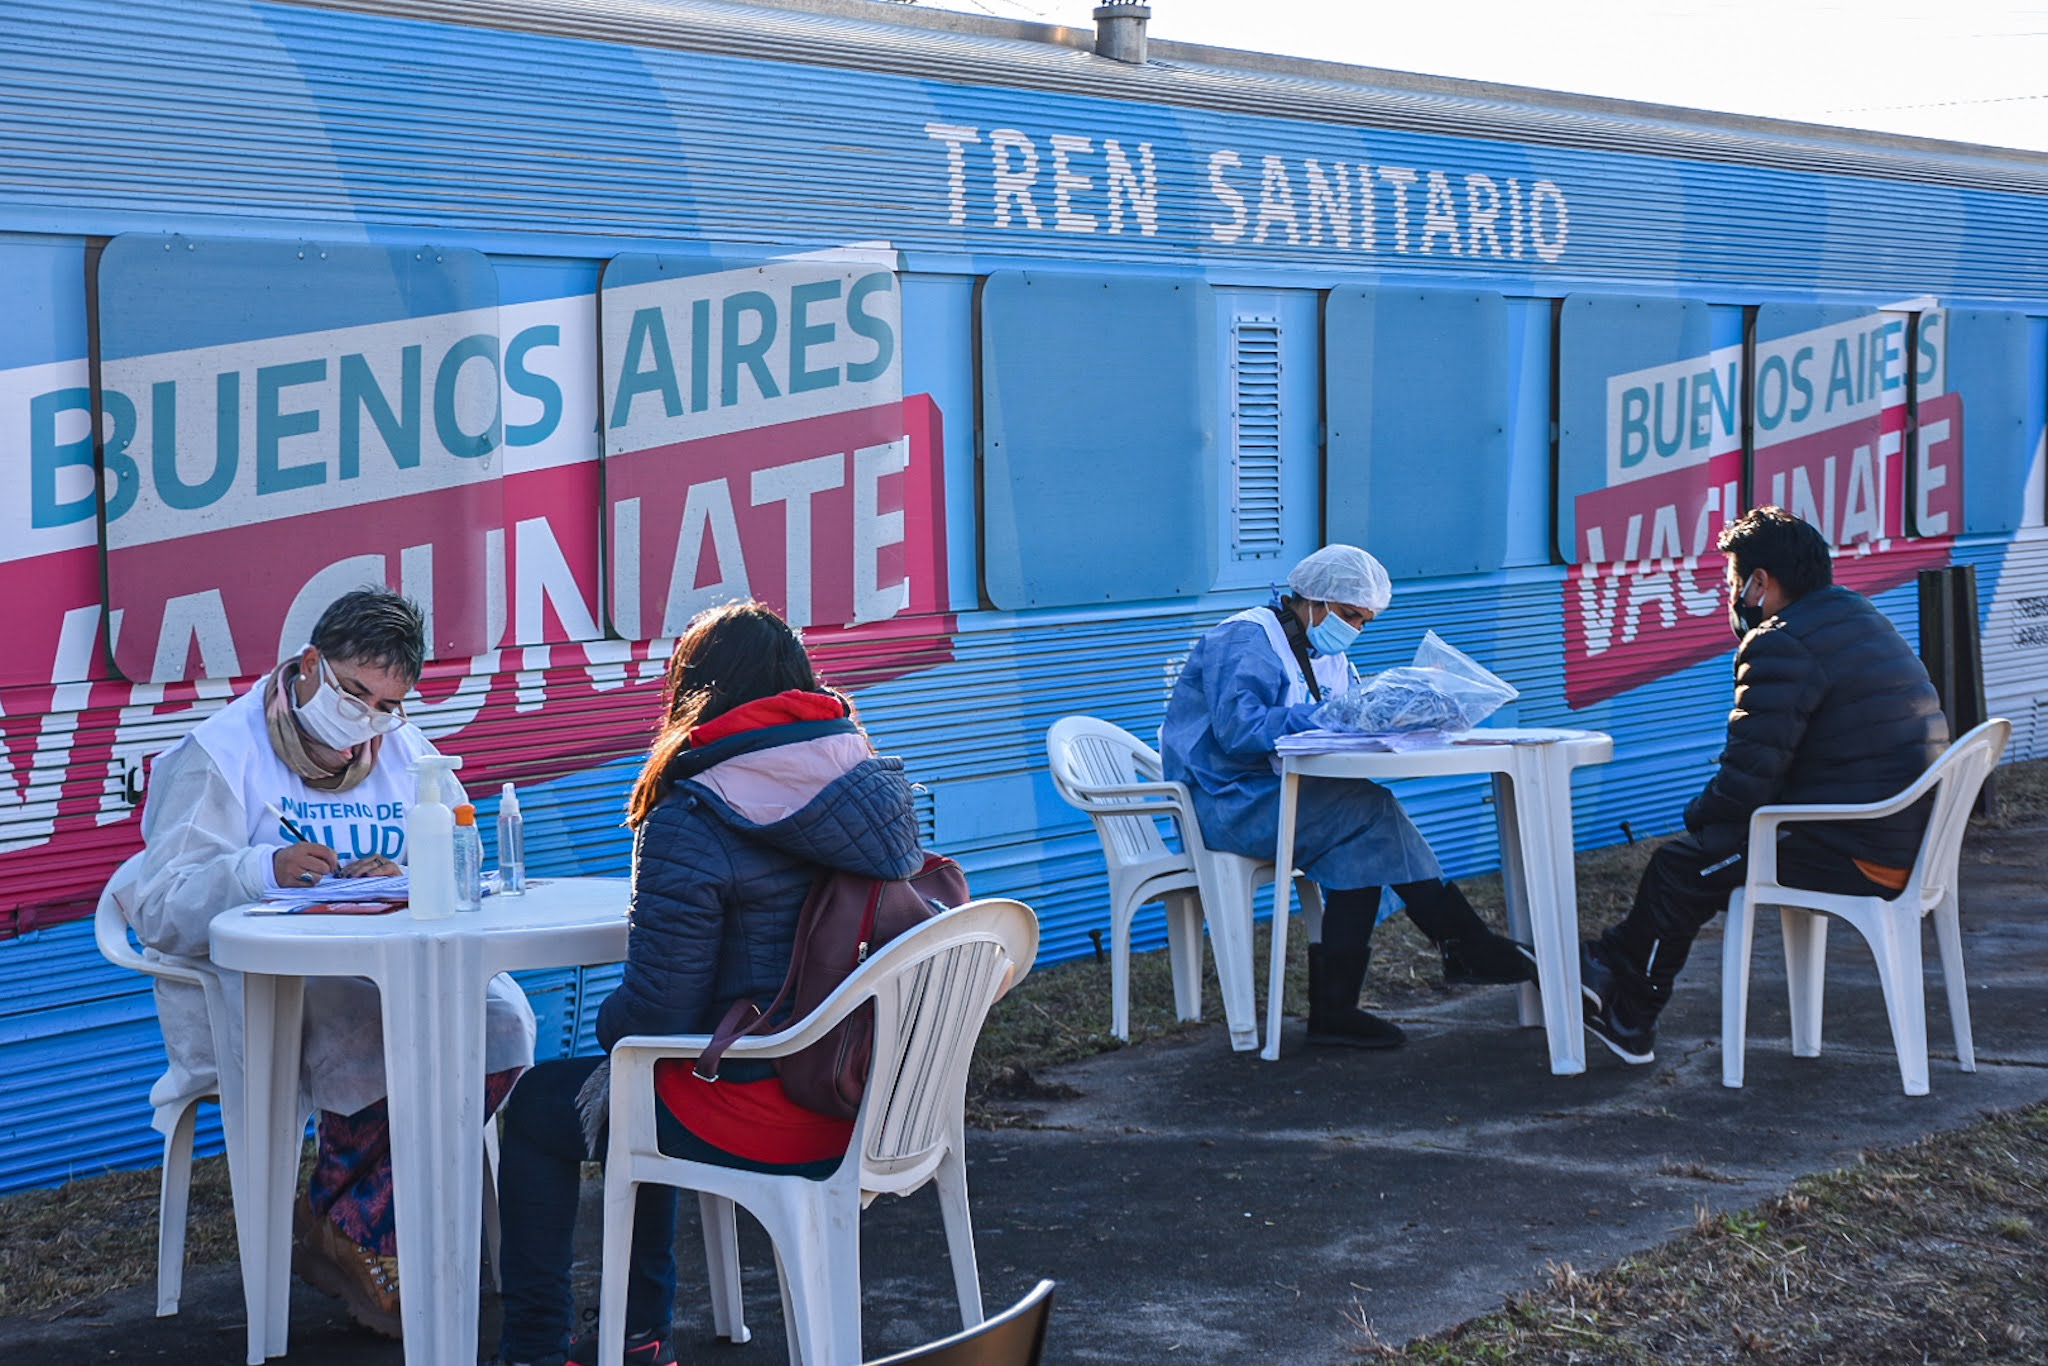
top-left (914, 0), bottom-right (2048, 153)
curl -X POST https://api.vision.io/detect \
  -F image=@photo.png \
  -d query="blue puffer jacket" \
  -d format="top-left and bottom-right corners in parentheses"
top-left (595, 701), bottom-right (925, 1058)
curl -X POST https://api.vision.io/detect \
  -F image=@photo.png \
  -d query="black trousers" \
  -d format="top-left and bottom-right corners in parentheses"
top-left (1601, 830), bottom-right (1894, 987)
top-left (495, 1055), bottom-right (840, 1361)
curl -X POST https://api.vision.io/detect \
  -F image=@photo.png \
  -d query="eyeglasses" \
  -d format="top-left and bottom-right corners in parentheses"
top-left (321, 656), bottom-right (408, 734)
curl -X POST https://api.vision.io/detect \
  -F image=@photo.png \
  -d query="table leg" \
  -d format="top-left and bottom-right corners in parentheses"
top-left (241, 971), bottom-right (305, 1361)
top-left (377, 937), bottom-right (489, 1366)
top-left (1261, 766), bottom-right (1301, 1062)
top-left (1509, 748), bottom-right (1586, 1075)
top-left (1491, 772), bottom-right (1541, 1029)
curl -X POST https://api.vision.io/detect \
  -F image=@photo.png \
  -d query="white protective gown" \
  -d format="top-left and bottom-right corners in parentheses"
top-left (124, 680), bottom-right (536, 1117)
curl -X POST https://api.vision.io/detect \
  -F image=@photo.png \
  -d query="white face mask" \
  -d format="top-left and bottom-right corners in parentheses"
top-left (296, 653), bottom-right (406, 750)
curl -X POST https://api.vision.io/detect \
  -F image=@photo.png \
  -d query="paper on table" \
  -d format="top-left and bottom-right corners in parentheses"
top-left (246, 900), bottom-right (406, 916)
top-left (263, 874), bottom-right (410, 906)
top-left (1276, 729), bottom-right (1389, 753)
top-left (1278, 728), bottom-right (1574, 755)
top-left (1276, 729), bottom-right (1453, 754)
top-left (1451, 729), bottom-right (1571, 745)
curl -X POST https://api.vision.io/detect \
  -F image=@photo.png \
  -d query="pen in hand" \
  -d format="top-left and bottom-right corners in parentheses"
top-left (264, 803), bottom-right (336, 884)
top-left (265, 801), bottom-right (312, 844)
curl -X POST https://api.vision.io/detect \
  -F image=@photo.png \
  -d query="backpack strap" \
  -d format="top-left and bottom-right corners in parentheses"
top-left (691, 871), bottom-right (824, 1082)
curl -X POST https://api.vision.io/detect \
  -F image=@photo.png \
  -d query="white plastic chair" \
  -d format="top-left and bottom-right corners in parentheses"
top-left (1045, 716), bottom-right (1320, 1051)
top-left (93, 853), bottom-right (505, 1364)
top-left (1721, 718), bottom-right (2010, 1097)
top-left (597, 898), bottom-right (1041, 1366)
top-left (93, 853), bottom-right (269, 1356)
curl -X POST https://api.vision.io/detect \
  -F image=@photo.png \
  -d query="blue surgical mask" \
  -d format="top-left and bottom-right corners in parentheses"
top-left (1307, 607), bottom-right (1360, 657)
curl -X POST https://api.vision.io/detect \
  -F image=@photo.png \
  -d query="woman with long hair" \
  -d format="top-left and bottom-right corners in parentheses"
top-left (488, 601), bottom-right (926, 1366)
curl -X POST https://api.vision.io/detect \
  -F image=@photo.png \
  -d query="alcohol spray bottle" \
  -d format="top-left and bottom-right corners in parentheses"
top-left (496, 782), bottom-right (526, 895)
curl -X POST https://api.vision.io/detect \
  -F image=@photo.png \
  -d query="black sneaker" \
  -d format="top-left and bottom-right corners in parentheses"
top-left (563, 1326), bottom-right (677, 1366)
top-left (1440, 935), bottom-right (1539, 986)
top-left (1580, 943), bottom-right (1658, 1065)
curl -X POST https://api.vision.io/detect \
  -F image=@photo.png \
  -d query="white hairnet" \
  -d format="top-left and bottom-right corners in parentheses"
top-left (1287, 545), bottom-right (1392, 612)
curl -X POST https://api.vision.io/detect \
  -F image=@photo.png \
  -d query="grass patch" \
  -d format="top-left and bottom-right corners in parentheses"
top-left (1352, 1102), bottom-right (2048, 1363)
top-left (0, 1153), bottom-right (239, 1315)
top-left (1975, 750), bottom-right (2048, 829)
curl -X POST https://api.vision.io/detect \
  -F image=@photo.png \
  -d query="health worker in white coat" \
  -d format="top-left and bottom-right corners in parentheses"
top-left (1160, 545), bottom-right (1534, 1049)
top-left (123, 589), bottom-right (536, 1339)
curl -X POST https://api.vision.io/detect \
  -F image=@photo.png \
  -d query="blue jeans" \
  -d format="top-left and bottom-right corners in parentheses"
top-left (493, 1053), bottom-right (838, 1361)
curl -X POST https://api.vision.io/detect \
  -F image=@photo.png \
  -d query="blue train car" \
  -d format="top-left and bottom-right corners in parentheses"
top-left (2, 0), bottom-right (2044, 1191)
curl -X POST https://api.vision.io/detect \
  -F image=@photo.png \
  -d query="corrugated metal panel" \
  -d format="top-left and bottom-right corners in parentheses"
top-left (572, 963), bottom-right (626, 1056)
top-left (1964, 534), bottom-right (2048, 762)
top-left (0, 920), bottom-right (211, 1194)
top-left (0, 940), bottom-right (582, 1197)
top-left (7, 2), bottom-right (2048, 300)
top-left (289, 0), bottom-right (2048, 192)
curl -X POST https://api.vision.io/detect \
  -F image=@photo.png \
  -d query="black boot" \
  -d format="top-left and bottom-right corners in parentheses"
top-left (1397, 880), bottom-right (1537, 986)
top-left (1305, 943), bottom-right (1405, 1049)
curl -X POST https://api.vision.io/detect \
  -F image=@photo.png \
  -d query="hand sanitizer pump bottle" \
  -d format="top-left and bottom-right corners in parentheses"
top-left (407, 755), bottom-right (464, 920)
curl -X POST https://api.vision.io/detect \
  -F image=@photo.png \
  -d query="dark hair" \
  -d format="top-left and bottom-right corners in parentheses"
top-left (625, 600), bottom-right (824, 826)
top-left (311, 588), bottom-right (428, 685)
top-left (1717, 506), bottom-right (1833, 599)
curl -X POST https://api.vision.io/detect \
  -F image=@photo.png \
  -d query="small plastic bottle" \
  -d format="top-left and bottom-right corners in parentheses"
top-left (496, 782), bottom-right (526, 896)
top-left (452, 803), bottom-right (483, 912)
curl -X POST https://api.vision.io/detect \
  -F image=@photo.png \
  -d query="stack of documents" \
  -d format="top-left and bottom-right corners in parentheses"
top-left (1276, 729), bottom-right (1453, 754)
top-left (259, 875), bottom-right (411, 908)
top-left (1278, 727), bottom-right (1569, 756)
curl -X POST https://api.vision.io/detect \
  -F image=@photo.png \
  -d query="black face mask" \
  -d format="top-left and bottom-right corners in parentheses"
top-left (1729, 578), bottom-right (1767, 641)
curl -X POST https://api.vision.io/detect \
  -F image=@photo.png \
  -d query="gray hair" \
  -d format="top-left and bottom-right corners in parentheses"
top-left (311, 588), bottom-right (428, 684)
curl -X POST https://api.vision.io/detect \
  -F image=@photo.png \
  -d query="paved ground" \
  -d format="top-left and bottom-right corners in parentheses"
top-left (7, 821), bottom-right (2045, 1365)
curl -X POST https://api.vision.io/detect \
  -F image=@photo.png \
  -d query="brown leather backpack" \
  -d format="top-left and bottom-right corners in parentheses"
top-left (694, 854), bottom-right (970, 1119)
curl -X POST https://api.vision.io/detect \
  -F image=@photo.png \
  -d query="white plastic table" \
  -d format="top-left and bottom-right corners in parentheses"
top-left (210, 878), bottom-right (630, 1365)
top-left (1264, 727), bottom-right (1614, 1070)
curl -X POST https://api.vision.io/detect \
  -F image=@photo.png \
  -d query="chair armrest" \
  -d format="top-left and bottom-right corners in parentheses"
top-left (98, 918), bottom-right (211, 989)
top-left (1067, 778), bottom-right (1193, 810)
top-left (145, 949), bottom-right (217, 989)
top-left (1067, 795), bottom-right (1189, 822)
top-left (608, 1012), bottom-right (852, 1073)
top-left (1745, 753), bottom-right (1952, 846)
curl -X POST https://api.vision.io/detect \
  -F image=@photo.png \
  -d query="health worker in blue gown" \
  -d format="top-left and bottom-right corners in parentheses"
top-left (1160, 545), bottom-right (1535, 1049)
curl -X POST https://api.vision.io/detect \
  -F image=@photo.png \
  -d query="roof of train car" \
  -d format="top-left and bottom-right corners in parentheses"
top-left (286, 0), bottom-right (2048, 194)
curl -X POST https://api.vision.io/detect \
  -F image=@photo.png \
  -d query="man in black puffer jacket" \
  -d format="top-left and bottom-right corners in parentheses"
top-left (1582, 507), bottom-right (1950, 1065)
